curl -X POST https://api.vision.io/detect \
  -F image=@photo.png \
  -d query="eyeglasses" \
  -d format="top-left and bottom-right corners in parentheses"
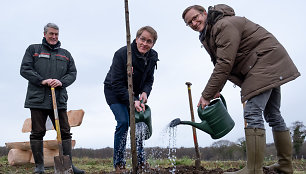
top-left (186, 13), bottom-right (201, 27)
top-left (138, 37), bottom-right (153, 45)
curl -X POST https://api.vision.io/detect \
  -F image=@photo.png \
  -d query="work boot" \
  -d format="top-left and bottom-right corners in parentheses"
top-left (264, 130), bottom-right (293, 174)
top-left (62, 139), bottom-right (85, 174)
top-left (30, 140), bottom-right (45, 174)
top-left (224, 128), bottom-right (266, 174)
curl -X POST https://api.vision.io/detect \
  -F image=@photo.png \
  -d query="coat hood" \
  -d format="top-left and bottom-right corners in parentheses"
top-left (207, 4), bottom-right (235, 25)
top-left (200, 4), bottom-right (235, 43)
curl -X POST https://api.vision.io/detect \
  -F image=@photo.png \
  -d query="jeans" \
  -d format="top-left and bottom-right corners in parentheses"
top-left (244, 87), bottom-right (288, 131)
top-left (110, 103), bottom-right (145, 167)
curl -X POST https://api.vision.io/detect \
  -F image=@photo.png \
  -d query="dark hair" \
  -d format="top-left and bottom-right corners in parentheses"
top-left (136, 26), bottom-right (158, 44)
top-left (182, 5), bottom-right (206, 20)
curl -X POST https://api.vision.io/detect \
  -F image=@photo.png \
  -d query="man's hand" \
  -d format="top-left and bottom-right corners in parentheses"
top-left (41, 79), bottom-right (62, 87)
top-left (197, 92), bottom-right (221, 109)
top-left (139, 92), bottom-right (148, 103)
top-left (134, 100), bottom-right (145, 112)
top-left (214, 92), bottom-right (221, 99)
top-left (197, 96), bottom-right (210, 109)
top-left (41, 79), bottom-right (52, 86)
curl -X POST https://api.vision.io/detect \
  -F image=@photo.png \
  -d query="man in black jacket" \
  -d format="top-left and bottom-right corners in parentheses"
top-left (20, 23), bottom-right (84, 174)
top-left (104, 26), bottom-right (159, 172)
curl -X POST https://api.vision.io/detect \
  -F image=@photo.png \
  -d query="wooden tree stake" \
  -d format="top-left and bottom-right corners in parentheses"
top-left (124, 0), bottom-right (137, 173)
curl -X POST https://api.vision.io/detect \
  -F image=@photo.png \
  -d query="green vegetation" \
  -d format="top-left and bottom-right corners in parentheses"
top-left (1, 156), bottom-right (305, 173)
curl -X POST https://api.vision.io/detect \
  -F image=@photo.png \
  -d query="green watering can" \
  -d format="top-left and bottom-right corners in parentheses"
top-left (135, 103), bottom-right (152, 140)
top-left (170, 95), bottom-right (235, 139)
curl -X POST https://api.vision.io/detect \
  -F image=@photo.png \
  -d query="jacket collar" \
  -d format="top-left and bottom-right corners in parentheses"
top-left (131, 39), bottom-right (157, 64)
top-left (42, 37), bottom-right (61, 50)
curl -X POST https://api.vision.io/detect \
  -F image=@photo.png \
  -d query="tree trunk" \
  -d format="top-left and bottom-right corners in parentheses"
top-left (124, 0), bottom-right (137, 173)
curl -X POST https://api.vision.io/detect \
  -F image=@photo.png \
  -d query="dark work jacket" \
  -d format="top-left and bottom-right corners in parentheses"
top-left (20, 38), bottom-right (77, 109)
top-left (104, 39), bottom-right (159, 106)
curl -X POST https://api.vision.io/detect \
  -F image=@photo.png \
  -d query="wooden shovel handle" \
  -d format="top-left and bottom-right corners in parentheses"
top-left (51, 88), bottom-right (62, 147)
top-left (185, 82), bottom-right (201, 166)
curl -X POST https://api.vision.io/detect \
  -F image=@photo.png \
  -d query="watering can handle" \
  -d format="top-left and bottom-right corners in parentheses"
top-left (220, 94), bottom-right (227, 109)
top-left (140, 100), bottom-right (144, 113)
top-left (136, 100), bottom-right (145, 113)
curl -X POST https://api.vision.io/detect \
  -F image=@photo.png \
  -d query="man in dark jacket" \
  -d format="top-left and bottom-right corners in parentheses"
top-left (182, 4), bottom-right (300, 174)
top-left (20, 23), bottom-right (84, 174)
top-left (104, 26), bottom-right (158, 172)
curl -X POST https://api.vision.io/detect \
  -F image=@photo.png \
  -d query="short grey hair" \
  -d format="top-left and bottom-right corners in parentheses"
top-left (44, 23), bottom-right (59, 34)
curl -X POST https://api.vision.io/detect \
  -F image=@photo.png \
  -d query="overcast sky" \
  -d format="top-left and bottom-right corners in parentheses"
top-left (1, 0), bottom-right (305, 149)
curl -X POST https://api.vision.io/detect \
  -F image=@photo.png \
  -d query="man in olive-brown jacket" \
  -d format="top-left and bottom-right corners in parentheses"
top-left (182, 4), bottom-right (300, 174)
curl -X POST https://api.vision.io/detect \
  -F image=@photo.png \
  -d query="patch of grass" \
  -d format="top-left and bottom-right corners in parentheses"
top-left (0, 156), bottom-right (36, 174)
top-left (72, 157), bottom-right (114, 172)
top-left (174, 156), bottom-right (194, 166)
top-left (1, 156), bottom-right (305, 173)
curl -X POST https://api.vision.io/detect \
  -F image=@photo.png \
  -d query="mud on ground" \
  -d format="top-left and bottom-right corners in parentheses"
top-left (102, 165), bottom-right (279, 174)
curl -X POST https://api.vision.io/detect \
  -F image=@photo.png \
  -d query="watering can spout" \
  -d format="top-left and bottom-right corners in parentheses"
top-left (169, 118), bottom-right (213, 136)
top-left (169, 95), bottom-right (235, 139)
top-left (179, 120), bottom-right (214, 135)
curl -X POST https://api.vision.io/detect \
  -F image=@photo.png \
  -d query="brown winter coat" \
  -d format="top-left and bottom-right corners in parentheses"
top-left (200, 4), bottom-right (300, 102)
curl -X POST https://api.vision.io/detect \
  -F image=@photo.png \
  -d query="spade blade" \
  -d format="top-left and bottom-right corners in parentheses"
top-left (54, 155), bottom-right (73, 174)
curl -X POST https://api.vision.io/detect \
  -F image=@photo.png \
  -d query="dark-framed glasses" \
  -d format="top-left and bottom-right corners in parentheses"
top-left (139, 37), bottom-right (153, 45)
top-left (186, 13), bottom-right (201, 27)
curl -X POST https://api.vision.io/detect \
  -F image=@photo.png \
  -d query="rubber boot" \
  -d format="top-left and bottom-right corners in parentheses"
top-left (62, 139), bottom-right (85, 174)
top-left (264, 130), bottom-right (293, 174)
top-left (224, 128), bottom-right (265, 174)
top-left (30, 140), bottom-right (45, 174)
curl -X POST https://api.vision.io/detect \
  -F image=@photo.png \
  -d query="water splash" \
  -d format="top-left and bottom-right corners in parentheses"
top-left (126, 131), bottom-right (131, 168)
top-left (136, 122), bottom-right (148, 171)
top-left (163, 125), bottom-right (177, 174)
top-left (126, 122), bottom-right (149, 170)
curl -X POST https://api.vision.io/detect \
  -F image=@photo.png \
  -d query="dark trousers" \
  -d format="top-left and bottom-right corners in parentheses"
top-left (30, 108), bottom-right (72, 140)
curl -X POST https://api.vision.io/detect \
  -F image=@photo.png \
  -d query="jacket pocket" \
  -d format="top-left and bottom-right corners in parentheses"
top-left (34, 57), bottom-right (49, 76)
top-left (241, 52), bottom-right (258, 75)
top-left (26, 84), bottom-right (45, 103)
top-left (56, 56), bottom-right (69, 76)
top-left (256, 47), bottom-right (276, 57)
